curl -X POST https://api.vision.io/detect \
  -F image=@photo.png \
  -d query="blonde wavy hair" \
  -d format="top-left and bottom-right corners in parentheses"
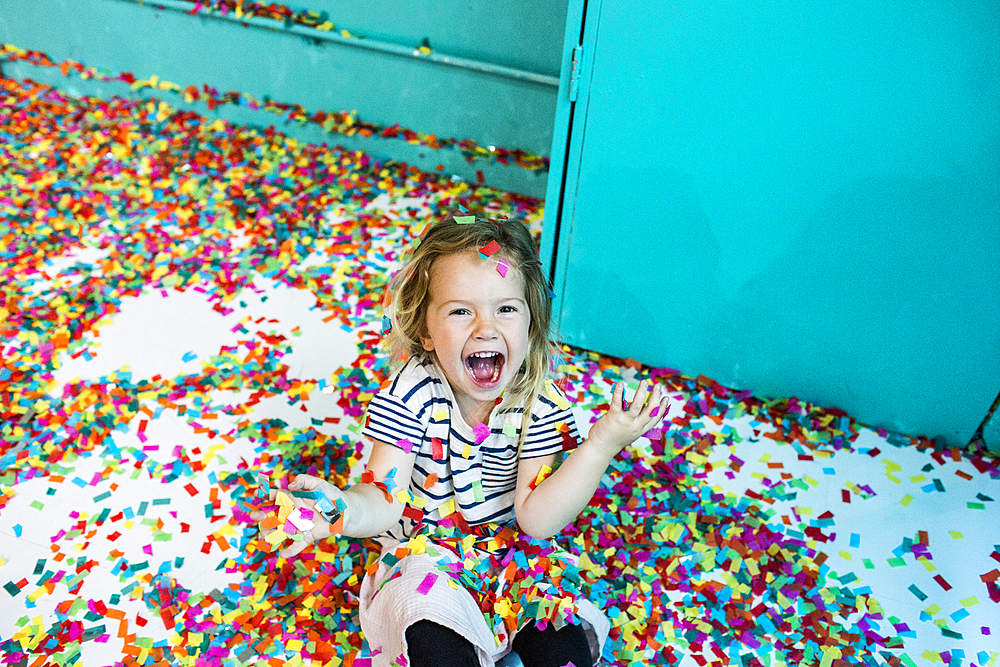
top-left (382, 212), bottom-right (553, 443)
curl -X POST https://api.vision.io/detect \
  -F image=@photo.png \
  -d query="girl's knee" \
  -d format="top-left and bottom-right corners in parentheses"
top-left (405, 620), bottom-right (479, 667)
top-left (512, 621), bottom-right (593, 667)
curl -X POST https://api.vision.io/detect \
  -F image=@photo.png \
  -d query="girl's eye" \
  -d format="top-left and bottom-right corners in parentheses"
top-left (450, 308), bottom-right (469, 316)
top-left (499, 305), bottom-right (518, 314)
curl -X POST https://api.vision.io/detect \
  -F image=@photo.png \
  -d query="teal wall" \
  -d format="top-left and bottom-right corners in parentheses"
top-left (544, 0), bottom-right (1000, 449)
top-left (0, 0), bottom-right (567, 197)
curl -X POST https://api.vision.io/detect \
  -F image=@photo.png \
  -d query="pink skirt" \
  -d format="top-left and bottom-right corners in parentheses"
top-left (358, 523), bottom-right (610, 667)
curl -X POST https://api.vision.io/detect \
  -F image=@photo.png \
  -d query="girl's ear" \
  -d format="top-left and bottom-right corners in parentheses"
top-left (419, 326), bottom-right (435, 352)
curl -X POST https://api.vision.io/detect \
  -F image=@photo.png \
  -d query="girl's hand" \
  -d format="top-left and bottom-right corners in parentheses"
top-left (585, 380), bottom-right (669, 459)
top-left (249, 474), bottom-right (346, 559)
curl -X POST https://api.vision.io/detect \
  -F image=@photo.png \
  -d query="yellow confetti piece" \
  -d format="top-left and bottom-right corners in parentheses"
top-left (803, 475), bottom-right (818, 487)
top-left (950, 530), bottom-right (963, 539)
top-left (960, 596), bottom-right (979, 607)
top-left (909, 474), bottom-right (926, 482)
top-left (924, 603), bottom-right (941, 617)
top-left (263, 530), bottom-right (286, 546)
top-left (839, 551), bottom-right (851, 561)
top-left (759, 453), bottom-right (772, 463)
top-left (883, 459), bottom-right (902, 472)
top-left (546, 381), bottom-right (570, 410)
top-left (432, 408), bottom-right (448, 422)
top-left (900, 494), bottom-right (914, 506)
top-left (439, 498), bottom-right (455, 516)
top-left (917, 556), bottom-right (936, 572)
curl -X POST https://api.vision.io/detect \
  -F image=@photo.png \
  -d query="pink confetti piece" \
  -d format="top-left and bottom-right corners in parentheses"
top-left (496, 259), bottom-right (510, 278)
top-left (416, 572), bottom-right (437, 595)
top-left (473, 422), bottom-right (491, 444)
top-left (396, 438), bottom-right (414, 453)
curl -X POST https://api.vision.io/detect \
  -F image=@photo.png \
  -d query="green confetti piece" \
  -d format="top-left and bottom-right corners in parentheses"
top-left (863, 558), bottom-right (875, 569)
top-left (152, 498), bottom-right (171, 505)
top-left (887, 557), bottom-right (906, 567)
top-left (29, 500), bottom-right (44, 510)
top-left (967, 502), bottom-right (985, 510)
top-left (93, 491), bottom-right (111, 502)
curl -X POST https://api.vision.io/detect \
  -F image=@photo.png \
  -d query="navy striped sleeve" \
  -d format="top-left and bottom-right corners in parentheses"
top-left (362, 392), bottom-right (426, 451)
top-left (521, 394), bottom-right (581, 459)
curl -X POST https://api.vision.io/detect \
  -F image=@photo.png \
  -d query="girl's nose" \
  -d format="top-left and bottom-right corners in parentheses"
top-left (473, 315), bottom-right (499, 339)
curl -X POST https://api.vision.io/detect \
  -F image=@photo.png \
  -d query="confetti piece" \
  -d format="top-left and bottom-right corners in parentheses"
top-left (478, 240), bottom-right (501, 258)
top-left (473, 422), bottom-right (491, 444)
top-left (286, 507), bottom-right (316, 532)
top-left (416, 572), bottom-right (438, 595)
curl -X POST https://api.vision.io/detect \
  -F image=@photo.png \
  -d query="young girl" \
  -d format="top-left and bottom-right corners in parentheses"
top-left (252, 213), bottom-right (668, 667)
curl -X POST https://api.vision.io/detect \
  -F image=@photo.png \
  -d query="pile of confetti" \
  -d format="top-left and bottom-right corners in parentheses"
top-left (1, 73), bottom-right (998, 667)
top-left (1, 42), bottom-right (548, 173)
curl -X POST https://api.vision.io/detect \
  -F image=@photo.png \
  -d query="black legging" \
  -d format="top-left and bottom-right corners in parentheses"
top-left (405, 619), bottom-right (593, 667)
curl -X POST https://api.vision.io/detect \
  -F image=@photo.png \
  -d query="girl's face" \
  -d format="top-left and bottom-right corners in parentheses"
top-left (420, 248), bottom-right (530, 426)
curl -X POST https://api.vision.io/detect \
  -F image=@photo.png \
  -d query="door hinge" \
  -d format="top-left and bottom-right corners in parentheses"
top-left (569, 45), bottom-right (583, 102)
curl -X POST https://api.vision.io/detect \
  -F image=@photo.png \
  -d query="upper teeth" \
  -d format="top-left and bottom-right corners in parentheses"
top-left (469, 352), bottom-right (497, 358)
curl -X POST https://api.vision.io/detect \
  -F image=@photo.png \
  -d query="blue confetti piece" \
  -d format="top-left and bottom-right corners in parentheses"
top-left (850, 533), bottom-right (861, 548)
top-left (823, 467), bottom-right (836, 475)
top-left (182, 351), bottom-right (197, 362)
top-left (13, 524), bottom-right (22, 537)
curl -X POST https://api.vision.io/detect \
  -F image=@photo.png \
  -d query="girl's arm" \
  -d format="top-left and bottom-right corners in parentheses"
top-left (339, 438), bottom-right (418, 537)
top-left (252, 438), bottom-right (417, 557)
top-left (514, 380), bottom-right (668, 540)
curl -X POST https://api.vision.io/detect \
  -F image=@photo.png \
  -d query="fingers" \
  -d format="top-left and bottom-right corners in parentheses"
top-left (288, 474), bottom-right (320, 490)
top-left (628, 380), bottom-right (651, 414)
top-left (611, 381), bottom-right (625, 411)
top-left (624, 380), bottom-right (670, 425)
top-left (280, 540), bottom-right (309, 559)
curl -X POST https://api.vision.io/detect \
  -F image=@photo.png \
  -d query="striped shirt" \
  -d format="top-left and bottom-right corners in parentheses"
top-left (362, 356), bottom-right (580, 544)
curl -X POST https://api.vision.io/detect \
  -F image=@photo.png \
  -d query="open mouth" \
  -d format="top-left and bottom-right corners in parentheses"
top-left (465, 351), bottom-right (505, 388)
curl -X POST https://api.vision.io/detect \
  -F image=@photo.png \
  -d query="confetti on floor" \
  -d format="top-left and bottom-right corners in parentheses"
top-left (1, 75), bottom-right (998, 667)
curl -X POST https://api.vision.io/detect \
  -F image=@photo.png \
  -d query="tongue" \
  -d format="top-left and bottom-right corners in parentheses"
top-left (469, 355), bottom-right (497, 381)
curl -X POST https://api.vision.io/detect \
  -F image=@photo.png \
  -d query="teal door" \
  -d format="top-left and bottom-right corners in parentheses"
top-left (542, 0), bottom-right (1000, 447)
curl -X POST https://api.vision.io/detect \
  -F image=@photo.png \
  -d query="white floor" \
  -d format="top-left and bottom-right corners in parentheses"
top-left (1, 80), bottom-right (998, 667)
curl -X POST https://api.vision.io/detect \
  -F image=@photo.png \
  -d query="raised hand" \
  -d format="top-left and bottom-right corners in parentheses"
top-left (249, 474), bottom-right (347, 559)
top-left (585, 380), bottom-right (669, 458)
